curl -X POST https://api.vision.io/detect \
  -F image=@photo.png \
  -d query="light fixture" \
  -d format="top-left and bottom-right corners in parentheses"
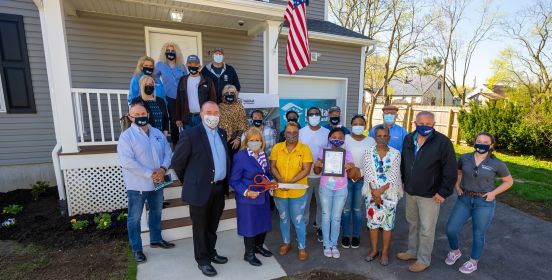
top-left (170, 10), bottom-right (184, 22)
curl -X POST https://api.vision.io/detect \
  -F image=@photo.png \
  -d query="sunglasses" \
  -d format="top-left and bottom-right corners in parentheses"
top-left (473, 166), bottom-right (479, 178)
top-left (353, 114), bottom-right (366, 118)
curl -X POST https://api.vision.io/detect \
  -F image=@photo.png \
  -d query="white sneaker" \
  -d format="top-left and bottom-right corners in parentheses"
top-left (323, 247), bottom-right (332, 258)
top-left (445, 250), bottom-right (462, 265)
top-left (459, 260), bottom-right (478, 274)
top-left (331, 246), bottom-right (340, 259)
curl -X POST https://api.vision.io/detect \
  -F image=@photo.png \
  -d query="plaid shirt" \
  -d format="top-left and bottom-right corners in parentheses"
top-left (262, 126), bottom-right (277, 157)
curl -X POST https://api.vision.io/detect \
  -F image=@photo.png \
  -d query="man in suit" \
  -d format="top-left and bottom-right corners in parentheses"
top-left (171, 101), bottom-right (231, 277)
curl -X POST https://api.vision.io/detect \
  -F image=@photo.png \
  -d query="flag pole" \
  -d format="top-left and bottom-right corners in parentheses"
top-left (274, 21), bottom-right (284, 51)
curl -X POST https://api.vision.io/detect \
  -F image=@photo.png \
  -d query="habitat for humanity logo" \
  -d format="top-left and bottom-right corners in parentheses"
top-left (281, 102), bottom-right (304, 120)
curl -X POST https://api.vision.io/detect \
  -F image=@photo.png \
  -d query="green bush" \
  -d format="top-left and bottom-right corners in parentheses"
top-left (94, 213), bottom-right (113, 230)
top-left (2, 204), bottom-right (23, 215)
top-left (31, 181), bottom-right (50, 200)
top-left (458, 100), bottom-right (552, 157)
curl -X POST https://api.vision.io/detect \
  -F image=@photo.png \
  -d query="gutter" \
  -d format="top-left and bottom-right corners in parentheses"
top-left (52, 143), bottom-right (68, 216)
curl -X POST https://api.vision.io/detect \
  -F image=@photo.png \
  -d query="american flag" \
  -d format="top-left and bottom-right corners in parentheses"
top-left (284, 0), bottom-right (310, 74)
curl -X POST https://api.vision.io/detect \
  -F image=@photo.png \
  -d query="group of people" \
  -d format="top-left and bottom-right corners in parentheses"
top-left (117, 42), bottom-right (514, 278)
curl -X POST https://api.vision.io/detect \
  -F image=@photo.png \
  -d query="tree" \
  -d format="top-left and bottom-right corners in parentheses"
top-left (418, 56), bottom-right (443, 76)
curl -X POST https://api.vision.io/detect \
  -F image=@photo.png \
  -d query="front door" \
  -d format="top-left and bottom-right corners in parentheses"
top-left (145, 27), bottom-right (202, 62)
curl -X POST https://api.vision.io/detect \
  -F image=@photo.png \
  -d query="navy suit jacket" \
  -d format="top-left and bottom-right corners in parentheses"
top-left (229, 150), bottom-right (273, 206)
top-left (171, 124), bottom-right (231, 207)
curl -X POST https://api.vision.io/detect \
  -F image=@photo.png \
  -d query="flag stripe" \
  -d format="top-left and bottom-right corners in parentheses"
top-left (285, 0), bottom-right (310, 74)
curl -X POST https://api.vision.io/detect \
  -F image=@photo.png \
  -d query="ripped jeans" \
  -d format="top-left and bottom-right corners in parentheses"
top-left (274, 193), bottom-right (308, 249)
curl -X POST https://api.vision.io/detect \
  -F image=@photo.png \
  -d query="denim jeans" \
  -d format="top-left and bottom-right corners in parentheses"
top-left (127, 190), bottom-right (164, 252)
top-left (342, 178), bottom-right (364, 237)
top-left (274, 193), bottom-right (308, 249)
top-left (320, 186), bottom-right (348, 248)
top-left (304, 177), bottom-right (321, 227)
top-left (446, 194), bottom-right (496, 260)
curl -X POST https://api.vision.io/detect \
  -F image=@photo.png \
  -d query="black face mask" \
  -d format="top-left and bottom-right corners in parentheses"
top-left (287, 118), bottom-right (298, 124)
top-left (144, 85), bottom-right (154, 95)
top-left (142, 67), bottom-right (154, 76)
top-left (330, 116), bottom-right (340, 125)
top-left (224, 95), bottom-right (235, 103)
top-left (134, 116), bottom-right (149, 126)
top-left (188, 66), bottom-right (199, 75)
top-left (253, 120), bottom-right (263, 127)
top-left (165, 51), bottom-right (176, 61)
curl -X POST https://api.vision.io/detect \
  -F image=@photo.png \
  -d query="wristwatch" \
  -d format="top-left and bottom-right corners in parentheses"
top-left (160, 166), bottom-right (167, 172)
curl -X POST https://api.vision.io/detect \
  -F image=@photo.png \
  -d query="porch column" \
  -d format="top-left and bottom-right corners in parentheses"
top-left (35, 0), bottom-right (79, 153)
top-left (264, 20), bottom-right (280, 95)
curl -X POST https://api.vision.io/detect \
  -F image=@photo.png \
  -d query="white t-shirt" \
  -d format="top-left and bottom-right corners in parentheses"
top-left (345, 134), bottom-right (376, 177)
top-left (299, 126), bottom-right (330, 178)
top-left (187, 75), bottom-right (201, 113)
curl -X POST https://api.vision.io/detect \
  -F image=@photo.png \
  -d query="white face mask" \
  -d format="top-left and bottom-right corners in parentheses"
top-left (247, 141), bottom-right (262, 152)
top-left (308, 115), bottom-right (321, 127)
top-left (351, 126), bottom-right (365, 136)
top-left (213, 54), bottom-right (224, 63)
top-left (203, 115), bottom-right (220, 129)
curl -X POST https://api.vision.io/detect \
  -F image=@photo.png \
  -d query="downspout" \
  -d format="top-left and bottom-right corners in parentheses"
top-left (52, 143), bottom-right (68, 216)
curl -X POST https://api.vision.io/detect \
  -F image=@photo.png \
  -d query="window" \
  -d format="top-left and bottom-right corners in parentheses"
top-left (0, 13), bottom-right (36, 113)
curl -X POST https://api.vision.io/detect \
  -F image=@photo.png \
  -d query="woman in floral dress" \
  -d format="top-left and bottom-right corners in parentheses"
top-left (362, 125), bottom-right (403, 266)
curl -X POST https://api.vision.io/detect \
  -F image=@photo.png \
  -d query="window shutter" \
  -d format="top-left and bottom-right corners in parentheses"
top-left (0, 13), bottom-right (36, 113)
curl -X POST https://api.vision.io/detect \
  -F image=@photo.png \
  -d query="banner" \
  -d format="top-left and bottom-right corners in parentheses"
top-left (279, 98), bottom-right (336, 130)
top-left (239, 93), bottom-right (279, 109)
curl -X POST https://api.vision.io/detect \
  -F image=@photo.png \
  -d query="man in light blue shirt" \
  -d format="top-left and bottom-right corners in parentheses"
top-left (118, 103), bottom-right (175, 263)
top-left (369, 105), bottom-right (409, 152)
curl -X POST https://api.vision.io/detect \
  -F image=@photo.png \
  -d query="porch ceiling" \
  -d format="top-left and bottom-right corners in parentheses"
top-left (65, 0), bottom-right (286, 31)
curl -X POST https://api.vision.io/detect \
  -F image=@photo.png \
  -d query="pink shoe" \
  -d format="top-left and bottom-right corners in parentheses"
top-left (445, 250), bottom-right (462, 265)
top-left (459, 260), bottom-right (478, 274)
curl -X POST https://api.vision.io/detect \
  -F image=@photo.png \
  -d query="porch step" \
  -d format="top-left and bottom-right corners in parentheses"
top-left (144, 197), bottom-right (237, 226)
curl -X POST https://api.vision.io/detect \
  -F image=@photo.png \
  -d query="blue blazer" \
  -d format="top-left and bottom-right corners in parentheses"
top-left (230, 150), bottom-right (273, 206)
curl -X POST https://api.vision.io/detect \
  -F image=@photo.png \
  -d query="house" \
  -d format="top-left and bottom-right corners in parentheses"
top-left (378, 75), bottom-right (456, 106)
top-left (0, 0), bottom-right (373, 241)
top-left (466, 84), bottom-right (506, 105)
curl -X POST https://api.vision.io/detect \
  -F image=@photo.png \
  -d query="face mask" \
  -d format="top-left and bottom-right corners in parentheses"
top-left (375, 138), bottom-right (388, 145)
top-left (416, 125), bottom-right (434, 136)
top-left (329, 138), bottom-right (344, 147)
top-left (352, 126), bottom-right (365, 135)
top-left (252, 120), bottom-right (263, 127)
top-left (203, 115), bottom-right (219, 129)
top-left (330, 116), bottom-right (340, 125)
top-left (144, 85), bottom-right (154, 95)
top-left (133, 116), bottom-right (149, 127)
top-left (475, 144), bottom-right (491, 154)
top-left (383, 114), bottom-right (395, 124)
top-left (213, 54), bottom-right (224, 64)
top-left (285, 133), bottom-right (298, 143)
top-left (308, 115), bottom-right (321, 127)
top-left (247, 141), bottom-right (262, 152)
top-left (224, 95), bottom-right (235, 103)
top-left (142, 67), bottom-right (153, 76)
top-left (165, 51), bottom-right (176, 61)
top-left (188, 66), bottom-right (200, 75)
top-left (287, 118), bottom-right (298, 124)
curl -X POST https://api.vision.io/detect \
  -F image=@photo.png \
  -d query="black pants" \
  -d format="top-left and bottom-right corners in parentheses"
top-left (166, 97), bottom-right (179, 144)
top-left (244, 232), bottom-right (267, 254)
top-left (189, 183), bottom-right (225, 265)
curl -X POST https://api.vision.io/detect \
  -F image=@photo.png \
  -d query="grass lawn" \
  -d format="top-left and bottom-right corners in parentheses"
top-left (454, 144), bottom-right (552, 221)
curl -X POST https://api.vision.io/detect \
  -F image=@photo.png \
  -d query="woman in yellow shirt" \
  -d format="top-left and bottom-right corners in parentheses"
top-left (270, 122), bottom-right (312, 261)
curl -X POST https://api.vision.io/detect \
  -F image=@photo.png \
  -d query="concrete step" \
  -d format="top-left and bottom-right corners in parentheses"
top-left (163, 185), bottom-right (182, 200)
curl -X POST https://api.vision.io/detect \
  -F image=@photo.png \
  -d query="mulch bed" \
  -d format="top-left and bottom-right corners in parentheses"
top-left (276, 270), bottom-right (369, 280)
top-left (498, 192), bottom-right (552, 222)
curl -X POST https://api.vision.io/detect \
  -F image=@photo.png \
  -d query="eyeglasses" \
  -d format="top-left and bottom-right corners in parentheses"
top-left (473, 166), bottom-right (479, 178)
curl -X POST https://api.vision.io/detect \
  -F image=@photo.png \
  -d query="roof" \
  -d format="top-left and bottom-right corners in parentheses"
top-left (284, 19), bottom-right (372, 40)
top-left (388, 75), bottom-right (453, 97)
top-left (466, 85), bottom-right (505, 100)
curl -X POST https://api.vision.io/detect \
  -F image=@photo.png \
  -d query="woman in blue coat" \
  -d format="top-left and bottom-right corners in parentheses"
top-left (128, 56), bottom-right (165, 105)
top-left (230, 127), bottom-right (274, 267)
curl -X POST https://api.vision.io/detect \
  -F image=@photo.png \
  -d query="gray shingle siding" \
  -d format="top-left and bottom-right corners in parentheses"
top-left (0, 0), bottom-right (56, 166)
top-left (270, 0), bottom-right (326, 21)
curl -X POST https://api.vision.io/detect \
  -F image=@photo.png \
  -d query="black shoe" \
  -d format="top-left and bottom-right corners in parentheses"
top-left (133, 251), bottom-right (147, 263)
top-left (255, 245), bottom-right (273, 257)
top-left (312, 222), bottom-right (318, 229)
top-left (198, 264), bottom-right (217, 277)
top-left (210, 254), bottom-right (228, 264)
top-left (341, 237), bottom-right (351, 248)
top-left (244, 253), bottom-right (262, 266)
top-left (317, 229), bottom-right (323, 242)
top-left (150, 240), bottom-right (175, 249)
top-left (351, 237), bottom-right (360, 248)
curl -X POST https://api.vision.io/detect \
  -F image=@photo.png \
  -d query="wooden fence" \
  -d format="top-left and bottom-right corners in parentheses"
top-left (366, 104), bottom-right (462, 143)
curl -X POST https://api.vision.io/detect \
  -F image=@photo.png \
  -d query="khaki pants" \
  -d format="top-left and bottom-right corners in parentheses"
top-left (405, 193), bottom-right (441, 266)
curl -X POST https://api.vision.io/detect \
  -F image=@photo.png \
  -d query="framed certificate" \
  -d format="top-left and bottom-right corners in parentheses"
top-left (322, 148), bottom-right (346, 177)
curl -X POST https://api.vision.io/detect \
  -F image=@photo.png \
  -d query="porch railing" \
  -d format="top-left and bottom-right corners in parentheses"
top-left (72, 88), bottom-right (129, 146)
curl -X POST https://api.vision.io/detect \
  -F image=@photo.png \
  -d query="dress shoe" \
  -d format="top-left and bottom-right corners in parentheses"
top-left (396, 252), bottom-right (417, 261)
top-left (408, 261), bottom-right (429, 273)
top-left (133, 251), bottom-right (147, 263)
top-left (150, 240), bottom-right (175, 249)
top-left (298, 249), bottom-right (308, 261)
top-left (244, 252), bottom-right (262, 266)
top-left (279, 243), bottom-right (292, 256)
top-left (198, 264), bottom-right (217, 277)
top-left (210, 254), bottom-right (228, 264)
top-left (255, 245), bottom-right (273, 257)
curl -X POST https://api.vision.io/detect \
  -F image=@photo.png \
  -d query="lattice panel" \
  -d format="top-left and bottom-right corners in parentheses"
top-left (64, 166), bottom-right (127, 216)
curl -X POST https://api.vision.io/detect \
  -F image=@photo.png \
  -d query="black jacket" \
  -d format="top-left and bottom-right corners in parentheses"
top-left (171, 124), bottom-right (231, 207)
top-left (131, 96), bottom-right (169, 132)
top-left (175, 74), bottom-right (216, 123)
top-left (201, 63), bottom-right (241, 104)
top-left (401, 131), bottom-right (457, 198)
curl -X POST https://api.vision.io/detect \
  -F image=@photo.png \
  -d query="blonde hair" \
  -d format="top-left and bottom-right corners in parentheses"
top-left (134, 56), bottom-right (155, 75)
top-left (222, 84), bottom-right (237, 96)
top-left (157, 42), bottom-right (184, 65)
top-left (138, 75), bottom-right (155, 99)
top-left (241, 127), bottom-right (266, 151)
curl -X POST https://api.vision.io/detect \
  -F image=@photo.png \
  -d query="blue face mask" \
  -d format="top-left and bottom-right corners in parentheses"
top-left (475, 144), bottom-right (491, 154)
top-left (329, 138), bottom-right (344, 147)
top-left (142, 67), bottom-right (153, 76)
top-left (416, 125), bottom-right (434, 136)
top-left (383, 114), bottom-right (395, 124)
top-left (351, 125), bottom-right (365, 135)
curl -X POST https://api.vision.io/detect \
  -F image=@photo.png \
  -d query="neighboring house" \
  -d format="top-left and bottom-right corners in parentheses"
top-left (0, 0), bottom-right (373, 242)
top-left (377, 75), bottom-right (456, 106)
top-left (466, 84), bottom-right (506, 105)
